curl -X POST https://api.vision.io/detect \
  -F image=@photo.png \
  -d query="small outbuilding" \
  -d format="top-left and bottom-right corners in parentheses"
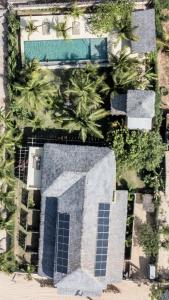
top-left (111, 89), bottom-right (155, 131)
top-left (131, 9), bottom-right (156, 54)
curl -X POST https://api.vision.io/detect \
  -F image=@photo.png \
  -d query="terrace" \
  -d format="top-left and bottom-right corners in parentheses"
top-left (20, 14), bottom-right (121, 68)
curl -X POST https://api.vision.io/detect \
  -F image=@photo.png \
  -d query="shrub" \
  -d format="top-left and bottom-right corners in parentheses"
top-left (88, 0), bottom-right (133, 35)
top-left (138, 224), bottom-right (159, 257)
top-left (107, 128), bottom-right (166, 174)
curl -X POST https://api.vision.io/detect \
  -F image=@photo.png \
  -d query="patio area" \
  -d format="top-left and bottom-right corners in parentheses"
top-left (20, 14), bottom-right (121, 67)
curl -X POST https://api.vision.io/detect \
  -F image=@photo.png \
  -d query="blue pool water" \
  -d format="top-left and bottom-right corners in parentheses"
top-left (24, 38), bottom-right (108, 62)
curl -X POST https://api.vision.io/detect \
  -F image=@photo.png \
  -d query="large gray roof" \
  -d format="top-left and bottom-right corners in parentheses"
top-left (131, 9), bottom-right (156, 54)
top-left (127, 89), bottom-right (155, 118)
top-left (38, 144), bottom-right (128, 297)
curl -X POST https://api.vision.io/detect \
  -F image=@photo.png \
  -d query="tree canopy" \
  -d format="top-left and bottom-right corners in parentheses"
top-left (108, 128), bottom-right (166, 173)
top-left (88, 0), bottom-right (133, 35)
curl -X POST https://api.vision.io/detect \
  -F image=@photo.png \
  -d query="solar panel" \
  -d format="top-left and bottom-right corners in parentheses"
top-left (95, 203), bottom-right (110, 277)
top-left (56, 213), bottom-right (70, 274)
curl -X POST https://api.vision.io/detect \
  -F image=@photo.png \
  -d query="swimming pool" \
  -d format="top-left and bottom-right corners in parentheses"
top-left (24, 38), bottom-right (108, 62)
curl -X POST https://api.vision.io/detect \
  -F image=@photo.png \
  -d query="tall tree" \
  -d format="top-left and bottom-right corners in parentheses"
top-left (13, 63), bottom-right (60, 113)
top-left (56, 107), bottom-right (109, 142)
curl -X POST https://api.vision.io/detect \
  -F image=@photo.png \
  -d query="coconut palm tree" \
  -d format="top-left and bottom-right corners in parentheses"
top-left (25, 19), bottom-right (39, 40)
top-left (56, 107), bottom-right (110, 142)
top-left (0, 190), bottom-right (16, 214)
top-left (110, 49), bottom-right (151, 90)
top-left (13, 68), bottom-right (60, 113)
top-left (112, 68), bottom-right (139, 90)
top-left (52, 21), bottom-right (71, 39)
top-left (0, 160), bottom-right (15, 191)
top-left (70, 2), bottom-right (84, 19)
top-left (64, 66), bottom-right (109, 114)
top-left (115, 18), bottom-right (138, 42)
top-left (111, 48), bottom-right (140, 72)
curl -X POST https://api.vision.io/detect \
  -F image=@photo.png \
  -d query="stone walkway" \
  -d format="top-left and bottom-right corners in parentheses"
top-left (0, 8), bottom-right (7, 109)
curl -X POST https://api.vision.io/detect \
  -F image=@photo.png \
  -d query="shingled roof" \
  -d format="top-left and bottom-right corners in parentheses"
top-left (131, 9), bottom-right (156, 54)
top-left (160, 290), bottom-right (169, 300)
top-left (38, 144), bottom-right (128, 297)
top-left (111, 90), bottom-right (155, 130)
top-left (127, 90), bottom-right (155, 118)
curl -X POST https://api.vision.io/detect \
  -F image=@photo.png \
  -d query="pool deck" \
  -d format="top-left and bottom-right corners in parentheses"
top-left (20, 14), bottom-right (121, 67)
top-left (0, 9), bottom-right (7, 109)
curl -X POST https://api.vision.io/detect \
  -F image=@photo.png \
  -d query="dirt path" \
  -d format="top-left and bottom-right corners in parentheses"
top-left (131, 194), bottom-right (149, 279)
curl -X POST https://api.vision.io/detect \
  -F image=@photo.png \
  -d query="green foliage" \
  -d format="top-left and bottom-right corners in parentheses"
top-left (52, 21), bottom-right (70, 39)
top-left (7, 11), bottom-right (20, 97)
top-left (110, 49), bottom-right (156, 91)
top-left (12, 59), bottom-right (60, 128)
top-left (141, 169), bottom-right (164, 192)
top-left (25, 19), bottom-right (38, 40)
top-left (138, 223), bottom-right (159, 257)
top-left (25, 264), bottom-right (35, 280)
top-left (89, 0), bottom-right (133, 38)
top-left (0, 250), bottom-right (18, 273)
top-left (107, 128), bottom-right (165, 174)
top-left (150, 284), bottom-right (165, 300)
top-left (160, 225), bottom-right (169, 236)
top-left (70, 1), bottom-right (84, 19)
top-left (56, 64), bottom-right (110, 142)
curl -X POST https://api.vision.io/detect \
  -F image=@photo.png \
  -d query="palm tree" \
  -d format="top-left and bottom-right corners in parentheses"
top-left (56, 108), bottom-right (110, 142)
top-left (70, 2), bottom-right (84, 19)
top-left (19, 59), bottom-right (40, 80)
top-left (115, 19), bottom-right (138, 42)
top-left (25, 19), bottom-right (38, 40)
top-left (112, 68), bottom-right (139, 90)
top-left (111, 48), bottom-right (140, 71)
top-left (52, 21), bottom-right (71, 39)
top-left (0, 190), bottom-right (16, 214)
top-left (0, 160), bottom-right (15, 191)
top-left (111, 48), bottom-right (157, 91)
top-left (13, 68), bottom-right (60, 113)
top-left (64, 66), bottom-right (109, 114)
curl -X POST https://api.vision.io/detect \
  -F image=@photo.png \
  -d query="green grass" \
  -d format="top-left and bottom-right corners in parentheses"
top-left (117, 169), bottom-right (145, 190)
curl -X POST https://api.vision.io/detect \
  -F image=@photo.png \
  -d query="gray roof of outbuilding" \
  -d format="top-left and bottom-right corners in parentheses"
top-left (110, 93), bottom-right (127, 116)
top-left (38, 144), bottom-right (128, 297)
top-left (127, 89), bottom-right (155, 118)
top-left (131, 9), bottom-right (156, 53)
top-left (160, 290), bottom-right (169, 300)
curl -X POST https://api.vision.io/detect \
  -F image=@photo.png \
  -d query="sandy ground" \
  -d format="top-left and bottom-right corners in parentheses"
top-left (0, 272), bottom-right (150, 300)
top-left (157, 152), bottom-right (169, 278)
top-left (130, 194), bottom-right (149, 279)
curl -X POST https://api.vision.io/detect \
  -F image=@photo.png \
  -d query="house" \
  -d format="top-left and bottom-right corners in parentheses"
top-left (111, 90), bottom-right (155, 131)
top-left (29, 143), bottom-right (128, 296)
top-left (131, 9), bottom-right (156, 54)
